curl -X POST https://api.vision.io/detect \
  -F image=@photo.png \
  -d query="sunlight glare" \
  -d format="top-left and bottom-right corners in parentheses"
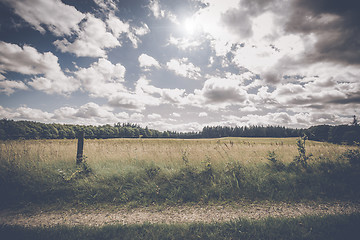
top-left (184, 18), bottom-right (196, 35)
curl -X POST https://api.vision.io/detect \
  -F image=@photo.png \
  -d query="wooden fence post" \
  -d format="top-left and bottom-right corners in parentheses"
top-left (76, 131), bottom-right (85, 165)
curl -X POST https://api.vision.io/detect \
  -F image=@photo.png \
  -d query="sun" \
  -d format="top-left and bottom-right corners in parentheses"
top-left (183, 18), bottom-right (197, 35)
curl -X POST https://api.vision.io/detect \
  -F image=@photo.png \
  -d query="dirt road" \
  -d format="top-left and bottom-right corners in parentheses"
top-left (1, 201), bottom-right (359, 227)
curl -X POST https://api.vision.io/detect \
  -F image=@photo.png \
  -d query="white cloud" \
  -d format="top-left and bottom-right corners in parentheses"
top-left (0, 41), bottom-right (59, 75)
top-left (0, 41), bottom-right (79, 94)
top-left (220, 110), bottom-right (351, 129)
top-left (148, 113), bottom-right (162, 120)
top-left (54, 14), bottom-right (120, 57)
top-left (93, 0), bottom-right (117, 11)
top-left (168, 35), bottom-right (203, 50)
top-left (146, 121), bottom-right (203, 132)
top-left (199, 112), bottom-right (208, 117)
top-left (54, 102), bottom-right (131, 125)
top-left (172, 112), bottom-right (181, 117)
top-left (135, 77), bottom-right (186, 104)
top-left (2, 0), bottom-right (85, 36)
top-left (127, 23), bottom-right (150, 48)
top-left (166, 58), bottom-right (201, 79)
top-left (133, 23), bottom-right (150, 36)
top-left (148, 0), bottom-right (165, 19)
top-left (138, 53), bottom-right (161, 70)
top-left (148, 0), bottom-right (177, 22)
top-left (0, 105), bottom-right (54, 121)
top-left (106, 14), bottom-right (131, 38)
top-left (0, 80), bottom-right (28, 95)
top-left (102, 76), bottom-right (187, 111)
top-left (75, 58), bottom-right (126, 97)
top-left (130, 113), bottom-right (144, 121)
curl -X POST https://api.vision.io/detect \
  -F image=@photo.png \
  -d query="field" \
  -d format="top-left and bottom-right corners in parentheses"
top-left (1, 137), bottom-right (360, 239)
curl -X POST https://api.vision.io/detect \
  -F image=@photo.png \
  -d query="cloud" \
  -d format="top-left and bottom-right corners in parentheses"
top-left (0, 41), bottom-right (79, 94)
top-left (168, 35), bottom-right (204, 50)
top-left (127, 23), bottom-right (150, 48)
top-left (138, 53), bottom-right (161, 70)
top-left (148, 113), bottom-right (162, 120)
top-left (249, 75), bottom-right (360, 116)
top-left (53, 10), bottom-right (150, 57)
top-left (102, 76), bottom-right (187, 111)
top-left (106, 14), bottom-right (131, 38)
top-left (189, 0), bottom-right (360, 87)
top-left (221, 7), bottom-right (253, 38)
top-left (54, 102), bottom-right (134, 125)
top-left (189, 77), bottom-right (248, 108)
top-left (145, 120), bottom-right (203, 132)
top-left (148, 0), bottom-right (177, 22)
top-left (0, 41), bottom-right (59, 75)
top-left (148, 0), bottom-right (165, 19)
top-left (93, 0), bottom-right (117, 12)
top-left (166, 58), bottom-right (201, 79)
top-left (0, 80), bottom-right (28, 95)
top-left (54, 14), bottom-right (120, 57)
top-left (202, 78), bottom-right (248, 103)
top-left (58, 102), bottom-right (114, 119)
top-left (108, 92), bottom-right (154, 110)
top-left (199, 112), bottom-right (208, 117)
top-left (0, 102), bottom-right (139, 126)
top-left (135, 77), bottom-right (186, 104)
top-left (107, 14), bottom-right (150, 49)
top-left (130, 113), bottom-right (145, 121)
top-left (53, 103), bottom-right (131, 125)
top-left (1, 0), bottom-right (85, 36)
top-left (285, 0), bottom-right (360, 65)
top-left (219, 111), bottom-right (350, 129)
top-left (0, 105), bottom-right (54, 121)
top-left (75, 58), bottom-right (126, 97)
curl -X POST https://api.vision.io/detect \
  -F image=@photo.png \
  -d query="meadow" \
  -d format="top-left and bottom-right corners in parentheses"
top-left (1, 137), bottom-right (360, 239)
top-left (1, 137), bottom-right (359, 208)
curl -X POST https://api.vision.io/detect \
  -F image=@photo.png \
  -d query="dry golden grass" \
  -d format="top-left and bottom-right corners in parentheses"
top-left (1, 137), bottom-right (355, 173)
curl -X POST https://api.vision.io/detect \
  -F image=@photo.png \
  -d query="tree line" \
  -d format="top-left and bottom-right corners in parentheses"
top-left (0, 119), bottom-right (198, 140)
top-left (0, 118), bottom-right (359, 145)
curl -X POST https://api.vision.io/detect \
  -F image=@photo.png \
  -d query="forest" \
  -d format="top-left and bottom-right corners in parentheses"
top-left (0, 118), bottom-right (359, 145)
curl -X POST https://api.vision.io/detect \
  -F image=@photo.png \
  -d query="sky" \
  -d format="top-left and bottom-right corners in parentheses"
top-left (0, 0), bottom-right (359, 132)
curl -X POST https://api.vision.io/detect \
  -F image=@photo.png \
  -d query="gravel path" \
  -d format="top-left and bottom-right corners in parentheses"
top-left (1, 201), bottom-right (359, 227)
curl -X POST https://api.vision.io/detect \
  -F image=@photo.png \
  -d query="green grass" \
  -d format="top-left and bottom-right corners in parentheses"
top-left (1, 214), bottom-right (359, 240)
top-left (0, 138), bottom-right (359, 208)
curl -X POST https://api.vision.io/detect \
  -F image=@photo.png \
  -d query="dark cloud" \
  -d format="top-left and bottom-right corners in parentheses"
top-left (307, 104), bottom-right (326, 110)
top-left (328, 96), bottom-right (360, 104)
top-left (286, 0), bottom-right (360, 65)
top-left (221, 9), bottom-right (253, 38)
top-left (204, 88), bottom-right (247, 103)
top-left (262, 71), bottom-right (282, 84)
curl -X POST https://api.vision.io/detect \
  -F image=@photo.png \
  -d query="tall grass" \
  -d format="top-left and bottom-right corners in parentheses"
top-left (0, 138), bottom-right (359, 208)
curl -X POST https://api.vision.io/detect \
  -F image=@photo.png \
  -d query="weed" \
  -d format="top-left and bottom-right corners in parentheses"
top-left (293, 136), bottom-right (312, 169)
top-left (267, 150), bottom-right (285, 171)
top-left (181, 149), bottom-right (189, 167)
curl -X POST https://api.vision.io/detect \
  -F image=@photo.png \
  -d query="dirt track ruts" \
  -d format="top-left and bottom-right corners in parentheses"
top-left (1, 201), bottom-right (359, 227)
